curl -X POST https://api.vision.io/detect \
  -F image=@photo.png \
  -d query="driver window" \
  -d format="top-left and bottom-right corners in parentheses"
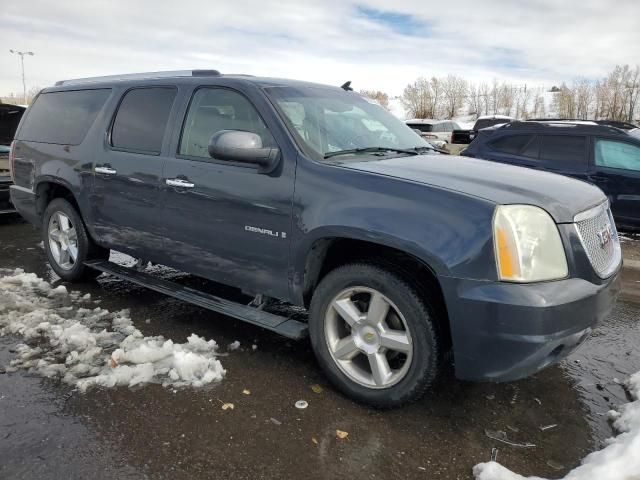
top-left (180, 88), bottom-right (275, 158)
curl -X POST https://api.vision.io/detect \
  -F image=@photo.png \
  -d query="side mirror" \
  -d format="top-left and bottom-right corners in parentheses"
top-left (208, 130), bottom-right (279, 173)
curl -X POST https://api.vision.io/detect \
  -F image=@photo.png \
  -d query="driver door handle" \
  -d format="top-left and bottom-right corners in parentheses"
top-left (166, 178), bottom-right (195, 188)
top-left (95, 166), bottom-right (117, 175)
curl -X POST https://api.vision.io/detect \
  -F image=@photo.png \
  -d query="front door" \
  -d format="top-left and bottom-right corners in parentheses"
top-left (159, 86), bottom-right (294, 300)
top-left (591, 138), bottom-right (640, 229)
top-left (91, 86), bottom-right (178, 258)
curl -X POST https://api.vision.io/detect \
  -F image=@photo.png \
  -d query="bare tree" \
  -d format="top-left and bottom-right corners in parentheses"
top-left (626, 66), bottom-right (640, 123)
top-left (574, 80), bottom-right (593, 119)
top-left (442, 75), bottom-right (467, 118)
top-left (466, 83), bottom-right (483, 118)
top-left (479, 83), bottom-right (490, 115)
top-left (401, 77), bottom-right (432, 118)
top-left (531, 89), bottom-right (546, 118)
top-left (359, 89), bottom-right (390, 109)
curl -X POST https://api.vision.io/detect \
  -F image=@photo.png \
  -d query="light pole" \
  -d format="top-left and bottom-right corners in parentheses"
top-left (9, 49), bottom-right (35, 105)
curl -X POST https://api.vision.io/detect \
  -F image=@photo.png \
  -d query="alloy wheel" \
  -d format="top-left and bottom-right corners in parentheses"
top-left (48, 211), bottom-right (79, 270)
top-left (324, 286), bottom-right (413, 389)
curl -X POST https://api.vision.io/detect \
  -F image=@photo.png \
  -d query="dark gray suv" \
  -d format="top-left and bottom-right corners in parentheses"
top-left (9, 71), bottom-right (622, 406)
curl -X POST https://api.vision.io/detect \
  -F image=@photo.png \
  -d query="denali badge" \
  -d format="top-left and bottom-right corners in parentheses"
top-left (596, 224), bottom-right (613, 248)
top-left (245, 225), bottom-right (287, 239)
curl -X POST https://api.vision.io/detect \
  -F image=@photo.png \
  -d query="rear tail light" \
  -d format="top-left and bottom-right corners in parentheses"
top-left (9, 141), bottom-right (16, 182)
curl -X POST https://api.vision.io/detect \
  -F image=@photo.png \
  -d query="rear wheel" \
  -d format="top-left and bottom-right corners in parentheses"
top-left (309, 263), bottom-right (442, 408)
top-left (43, 198), bottom-right (108, 282)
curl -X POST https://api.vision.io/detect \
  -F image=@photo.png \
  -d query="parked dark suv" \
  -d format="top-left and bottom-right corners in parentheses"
top-left (462, 120), bottom-right (640, 231)
top-left (9, 71), bottom-right (621, 407)
top-left (0, 103), bottom-right (26, 213)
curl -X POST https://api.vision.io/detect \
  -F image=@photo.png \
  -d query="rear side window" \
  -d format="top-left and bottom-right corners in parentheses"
top-left (595, 139), bottom-right (640, 172)
top-left (407, 123), bottom-right (432, 133)
top-left (490, 134), bottom-right (535, 155)
top-left (18, 89), bottom-right (110, 145)
top-left (539, 135), bottom-right (587, 165)
top-left (111, 87), bottom-right (177, 154)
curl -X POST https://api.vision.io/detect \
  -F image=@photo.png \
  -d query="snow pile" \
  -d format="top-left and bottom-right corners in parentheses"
top-left (0, 269), bottom-right (225, 391)
top-left (474, 372), bottom-right (640, 480)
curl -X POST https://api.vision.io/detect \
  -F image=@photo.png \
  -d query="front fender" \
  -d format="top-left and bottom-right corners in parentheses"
top-left (289, 157), bottom-right (498, 303)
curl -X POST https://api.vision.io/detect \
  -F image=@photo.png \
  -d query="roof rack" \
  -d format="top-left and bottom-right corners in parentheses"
top-left (527, 118), bottom-right (637, 130)
top-left (55, 69), bottom-right (221, 87)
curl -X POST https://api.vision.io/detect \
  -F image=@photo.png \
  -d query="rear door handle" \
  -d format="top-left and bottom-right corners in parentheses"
top-left (95, 166), bottom-right (117, 175)
top-left (166, 178), bottom-right (195, 188)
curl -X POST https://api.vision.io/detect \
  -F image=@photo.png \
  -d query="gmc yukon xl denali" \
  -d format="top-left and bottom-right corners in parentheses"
top-left (9, 71), bottom-right (622, 407)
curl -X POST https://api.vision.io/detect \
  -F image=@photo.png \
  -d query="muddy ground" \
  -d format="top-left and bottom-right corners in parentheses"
top-left (1, 216), bottom-right (639, 480)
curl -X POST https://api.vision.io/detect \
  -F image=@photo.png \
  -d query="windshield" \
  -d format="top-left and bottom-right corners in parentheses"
top-left (264, 86), bottom-right (432, 159)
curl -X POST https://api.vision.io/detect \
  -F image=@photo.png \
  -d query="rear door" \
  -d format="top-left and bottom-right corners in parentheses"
top-left (591, 138), bottom-right (640, 228)
top-left (484, 133), bottom-right (590, 181)
top-left (537, 135), bottom-right (589, 180)
top-left (91, 86), bottom-right (178, 257)
top-left (159, 86), bottom-right (294, 300)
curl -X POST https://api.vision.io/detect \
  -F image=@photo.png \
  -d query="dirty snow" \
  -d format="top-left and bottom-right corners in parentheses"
top-left (474, 371), bottom-right (640, 480)
top-left (0, 269), bottom-right (225, 391)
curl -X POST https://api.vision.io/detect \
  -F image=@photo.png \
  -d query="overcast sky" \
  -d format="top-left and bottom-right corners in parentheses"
top-left (2, 0), bottom-right (640, 97)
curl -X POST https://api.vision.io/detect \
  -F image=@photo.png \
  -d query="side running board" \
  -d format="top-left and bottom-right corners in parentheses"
top-left (84, 260), bottom-right (308, 340)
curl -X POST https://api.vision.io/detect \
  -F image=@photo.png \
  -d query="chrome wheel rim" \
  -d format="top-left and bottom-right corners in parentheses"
top-left (324, 287), bottom-right (413, 389)
top-left (48, 212), bottom-right (78, 270)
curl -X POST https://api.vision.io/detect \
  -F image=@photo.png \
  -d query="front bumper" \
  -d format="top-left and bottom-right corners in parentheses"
top-left (440, 270), bottom-right (621, 382)
top-left (0, 177), bottom-right (15, 213)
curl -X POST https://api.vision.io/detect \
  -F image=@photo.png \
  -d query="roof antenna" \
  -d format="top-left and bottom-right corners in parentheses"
top-left (340, 81), bottom-right (353, 91)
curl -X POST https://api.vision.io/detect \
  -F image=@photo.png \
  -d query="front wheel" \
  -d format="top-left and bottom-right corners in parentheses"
top-left (309, 263), bottom-right (442, 408)
top-left (43, 198), bottom-right (109, 282)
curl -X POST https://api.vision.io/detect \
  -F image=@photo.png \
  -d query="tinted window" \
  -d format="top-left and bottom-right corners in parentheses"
top-left (111, 87), bottom-right (176, 154)
top-left (595, 139), bottom-right (640, 172)
top-left (180, 88), bottom-right (275, 158)
top-left (490, 134), bottom-right (534, 155)
top-left (520, 135), bottom-right (540, 158)
top-left (407, 123), bottom-right (433, 133)
top-left (475, 118), bottom-right (511, 130)
top-left (539, 135), bottom-right (586, 165)
top-left (18, 89), bottom-right (110, 145)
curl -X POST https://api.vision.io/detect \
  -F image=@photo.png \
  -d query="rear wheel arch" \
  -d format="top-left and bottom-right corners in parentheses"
top-left (35, 180), bottom-right (79, 218)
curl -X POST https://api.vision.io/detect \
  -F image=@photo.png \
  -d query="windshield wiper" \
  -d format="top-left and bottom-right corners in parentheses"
top-left (323, 147), bottom-right (420, 159)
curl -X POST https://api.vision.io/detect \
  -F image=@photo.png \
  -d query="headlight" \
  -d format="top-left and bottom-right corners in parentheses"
top-left (493, 205), bottom-right (568, 282)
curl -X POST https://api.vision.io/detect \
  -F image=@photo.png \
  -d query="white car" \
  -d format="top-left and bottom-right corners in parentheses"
top-left (405, 119), bottom-right (461, 143)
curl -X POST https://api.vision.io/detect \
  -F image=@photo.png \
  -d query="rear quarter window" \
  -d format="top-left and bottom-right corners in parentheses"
top-left (18, 89), bottom-right (111, 145)
top-left (539, 135), bottom-right (587, 166)
top-left (490, 134), bottom-right (535, 155)
top-left (406, 123), bottom-right (433, 133)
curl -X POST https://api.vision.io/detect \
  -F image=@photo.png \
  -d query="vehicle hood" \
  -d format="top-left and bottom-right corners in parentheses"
top-left (0, 104), bottom-right (26, 146)
top-left (339, 154), bottom-right (606, 223)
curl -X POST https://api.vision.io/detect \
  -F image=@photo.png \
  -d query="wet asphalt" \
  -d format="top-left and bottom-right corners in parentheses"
top-left (1, 215), bottom-right (639, 480)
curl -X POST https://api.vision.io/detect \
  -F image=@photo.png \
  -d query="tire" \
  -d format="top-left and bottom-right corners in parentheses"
top-left (42, 198), bottom-right (109, 282)
top-left (309, 263), bottom-right (442, 408)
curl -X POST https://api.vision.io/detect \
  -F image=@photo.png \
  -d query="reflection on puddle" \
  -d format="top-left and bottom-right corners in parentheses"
top-left (563, 300), bottom-right (640, 443)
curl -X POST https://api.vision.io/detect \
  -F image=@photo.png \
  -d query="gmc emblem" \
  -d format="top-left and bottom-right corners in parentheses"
top-left (596, 224), bottom-right (613, 248)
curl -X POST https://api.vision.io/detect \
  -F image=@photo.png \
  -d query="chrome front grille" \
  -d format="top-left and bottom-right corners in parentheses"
top-left (574, 202), bottom-right (621, 278)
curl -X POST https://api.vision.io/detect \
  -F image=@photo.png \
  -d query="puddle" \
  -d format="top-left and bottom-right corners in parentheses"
top-left (562, 299), bottom-right (640, 443)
